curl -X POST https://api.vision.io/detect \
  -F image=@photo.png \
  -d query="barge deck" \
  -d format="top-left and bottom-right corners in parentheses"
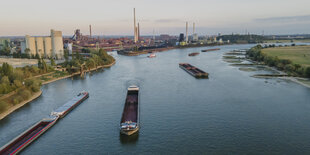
top-left (0, 117), bottom-right (58, 155)
top-left (120, 86), bottom-right (140, 136)
top-left (201, 48), bottom-right (220, 52)
top-left (0, 91), bottom-right (89, 154)
top-left (179, 63), bottom-right (209, 78)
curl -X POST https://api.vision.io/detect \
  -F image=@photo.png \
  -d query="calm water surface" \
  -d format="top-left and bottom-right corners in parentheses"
top-left (1, 44), bottom-right (310, 154)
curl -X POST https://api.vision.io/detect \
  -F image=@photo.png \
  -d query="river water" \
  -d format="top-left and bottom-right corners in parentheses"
top-left (1, 44), bottom-right (310, 154)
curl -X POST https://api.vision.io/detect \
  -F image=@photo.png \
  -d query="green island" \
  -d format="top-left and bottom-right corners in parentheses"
top-left (0, 49), bottom-right (115, 119)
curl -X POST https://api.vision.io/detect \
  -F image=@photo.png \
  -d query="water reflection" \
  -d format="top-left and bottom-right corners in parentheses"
top-left (119, 132), bottom-right (139, 144)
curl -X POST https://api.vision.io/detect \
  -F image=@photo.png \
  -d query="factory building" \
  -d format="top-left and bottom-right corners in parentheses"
top-left (21, 29), bottom-right (64, 59)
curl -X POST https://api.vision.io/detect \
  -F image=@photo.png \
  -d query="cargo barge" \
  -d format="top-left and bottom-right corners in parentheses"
top-left (51, 91), bottom-right (89, 118)
top-left (179, 63), bottom-right (209, 78)
top-left (0, 91), bottom-right (89, 155)
top-left (120, 86), bottom-right (140, 136)
top-left (201, 48), bottom-right (220, 52)
top-left (188, 52), bottom-right (200, 56)
top-left (0, 116), bottom-right (58, 155)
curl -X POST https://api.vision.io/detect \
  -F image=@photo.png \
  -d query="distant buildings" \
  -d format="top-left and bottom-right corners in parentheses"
top-left (21, 29), bottom-right (64, 59)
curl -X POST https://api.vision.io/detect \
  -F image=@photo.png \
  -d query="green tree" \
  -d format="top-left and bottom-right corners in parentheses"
top-left (64, 49), bottom-right (69, 61)
top-left (50, 58), bottom-right (56, 66)
top-left (1, 63), bottom-right (13, 76)
top-left (38, 58), bottom-right (42, 69)
top-left (41, 59), bottom-right (48, 73)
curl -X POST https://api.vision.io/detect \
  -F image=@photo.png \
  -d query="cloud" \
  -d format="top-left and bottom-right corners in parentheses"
top-left (255, 15), bottom-right (310, 22)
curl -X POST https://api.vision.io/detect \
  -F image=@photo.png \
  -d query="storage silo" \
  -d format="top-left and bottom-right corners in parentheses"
top-left (51, 29), bottom-right (64, 59)
top-left (44, 37), bottom-right (52, 58)
top-left (35, 37), bottom-right (44, 57)
top-left (25, 35), bottom-right (36, 56)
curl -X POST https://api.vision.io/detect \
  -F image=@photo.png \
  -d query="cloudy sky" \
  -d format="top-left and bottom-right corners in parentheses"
top-left (0, 0), bottom-right (309, 36)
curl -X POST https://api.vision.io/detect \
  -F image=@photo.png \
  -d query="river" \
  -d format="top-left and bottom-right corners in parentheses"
top-left (1, 44), bottom-right (310, 154)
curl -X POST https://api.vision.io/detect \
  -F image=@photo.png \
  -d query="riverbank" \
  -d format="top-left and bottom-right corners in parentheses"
top-left (118, 47), bottom-right (175, 56)
top-left (0, 60), bottom-right (116, 120)
top-left (0, 91), bottom-right (42, 120)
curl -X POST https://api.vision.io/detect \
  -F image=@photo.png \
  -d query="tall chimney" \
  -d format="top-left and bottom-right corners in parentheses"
top-left (89, 25), bottom-right (92, 38)
top-left (186, 22), bottom-right (188, 43)
top-left (134, 8), bottom-right (137, 43)
top-left (138, 23), bottom-right (140, 41)
top-left (193, 22), bottom-right (195, 35)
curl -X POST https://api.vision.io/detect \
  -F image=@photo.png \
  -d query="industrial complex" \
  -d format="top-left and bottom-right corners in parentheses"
top-left (0, 8), bottom-right (250, 60)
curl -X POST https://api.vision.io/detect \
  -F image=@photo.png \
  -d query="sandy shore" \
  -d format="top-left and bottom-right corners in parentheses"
top-left (0, 60), bottom-right (116, 120)
top-left (0, 91), bottom-right (42, 120)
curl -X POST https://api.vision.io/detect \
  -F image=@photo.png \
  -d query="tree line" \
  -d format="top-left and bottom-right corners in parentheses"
top-left (62, 48), bottom-right (115, 73)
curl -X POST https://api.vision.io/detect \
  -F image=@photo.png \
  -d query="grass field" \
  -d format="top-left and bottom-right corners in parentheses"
top-left (264, 39), bottom-right (310, 43)
top-left (262, 45), bottom-right (310, 67)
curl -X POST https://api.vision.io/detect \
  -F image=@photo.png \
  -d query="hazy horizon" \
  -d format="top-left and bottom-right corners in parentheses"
top-left (0, 0), bottom-right (309, 36)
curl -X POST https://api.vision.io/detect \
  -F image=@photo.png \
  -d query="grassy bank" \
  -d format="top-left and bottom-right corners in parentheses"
top-left (246, 45), bottom-right (310, 88)
top-left (262, 46), bottom-right (310, 67)
top-left (264, 39), bottom-right (310, 43)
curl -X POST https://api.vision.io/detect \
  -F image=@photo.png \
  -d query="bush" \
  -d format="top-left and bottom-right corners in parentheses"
top-left (13, 98), bottom-right (19, 105)
top-left (18, 89), bottom-right (31, 100)
top-left (0, 101), bottom-right (7, 112)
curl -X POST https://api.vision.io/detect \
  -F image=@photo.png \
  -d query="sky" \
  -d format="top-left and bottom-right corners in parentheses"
top-left (0, 0), bottom-right (310, 36)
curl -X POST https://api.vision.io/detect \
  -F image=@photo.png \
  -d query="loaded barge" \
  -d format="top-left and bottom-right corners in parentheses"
top-left (0, 91), bottom-right (89, 155)
top-left (120, 86), bottom-right (140, 136)
top-left (201, 48), bottom-right (220, 52)
top-left (0, 117), bottom-right (58, 155)
top-left (179, 63), bottom-right (209, 78)
top-left (188, 52), bottom-right (200, 56)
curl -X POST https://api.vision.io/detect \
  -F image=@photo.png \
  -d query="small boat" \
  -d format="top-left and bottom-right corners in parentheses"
top-left (120, 85), bottom-right (140, 136)
top-left (148, 53), bottom-right (156, 58)
top-left (0, 116), bottom-right (58, 155)
top-left (51, 91), bottom-right (89, 118)
top-left (201, 48), bottom-right (220, 52)
top-left (188, 52), bottom-right (200, 56)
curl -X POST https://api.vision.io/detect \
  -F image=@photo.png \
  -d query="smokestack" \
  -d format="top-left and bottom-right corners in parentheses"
top-left (193, 23), bottom-right (195, 35)
top-left (186, 22), bottom-right (188, 43)
top-left (133, 8), bottom-right (138, 43)
top-left (138, 23), bottom-right (140, 41)
top-left (89, 25), bottom-right (92, 38)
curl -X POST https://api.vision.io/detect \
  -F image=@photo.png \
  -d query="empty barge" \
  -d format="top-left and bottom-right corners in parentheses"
top-left (179, 63), bottom-right (209, 78)
top-left (51, 91), bottom-right (89, 118)
top-left (0, 116), bottom-right (58, 155)
top-left (201, 48), bottom-right (220, 52)
top-left (0, 91), bottom-right (89, 155)
top-left (120, 86), bottom-right (140, 136)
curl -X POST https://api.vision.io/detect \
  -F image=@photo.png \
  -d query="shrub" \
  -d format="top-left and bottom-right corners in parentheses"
top-left (0, 101), bottom-right (7, 112)
top-left (13, 98), bottom-right (19, 105)
top-left (18, 89), bottom-right (31, 100)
